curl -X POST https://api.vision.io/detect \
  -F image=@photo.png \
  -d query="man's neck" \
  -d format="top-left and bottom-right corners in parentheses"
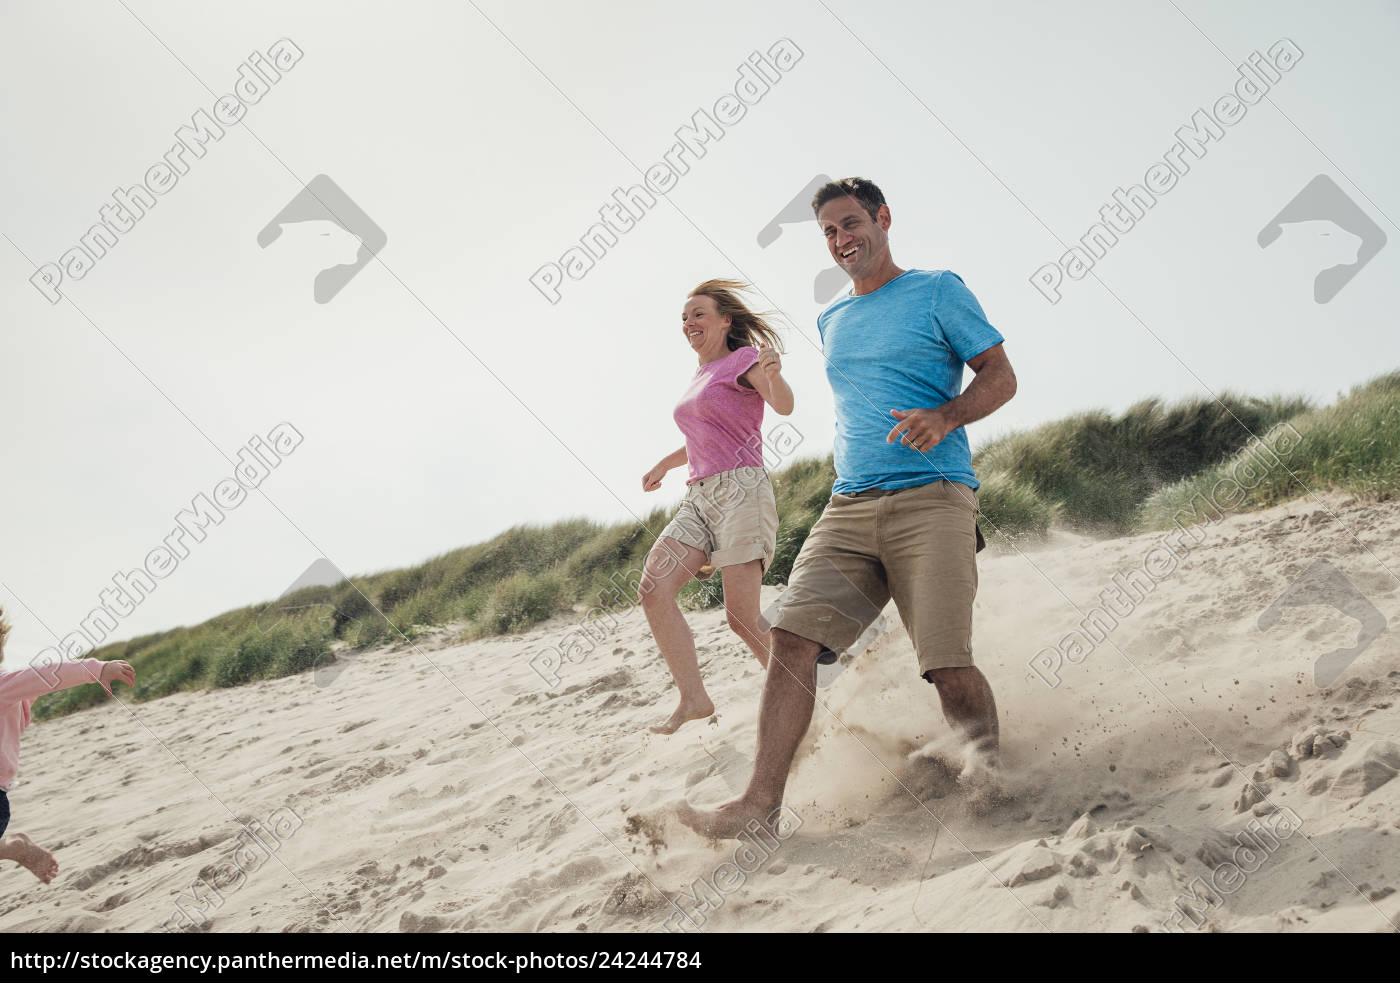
top-left (850, 258), bottom-right (905, 296)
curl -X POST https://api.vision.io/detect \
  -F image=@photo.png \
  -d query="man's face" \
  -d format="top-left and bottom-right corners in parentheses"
top-left (817, 195), bottom-right (890, 280)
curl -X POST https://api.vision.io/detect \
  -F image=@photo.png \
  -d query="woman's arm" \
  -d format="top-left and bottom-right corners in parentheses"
top-left (643, 445), bottom-right (687, 491)
top-left (740, 344), bottom-right (794, 415)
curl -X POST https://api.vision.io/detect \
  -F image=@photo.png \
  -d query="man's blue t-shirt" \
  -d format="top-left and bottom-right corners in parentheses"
top-left (817, 269), bottom-right (1003, 494)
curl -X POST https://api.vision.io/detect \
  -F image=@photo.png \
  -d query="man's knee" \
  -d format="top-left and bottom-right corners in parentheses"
top-left (923, 665), bottom-right (981, 689)
top-left (771, 628), bottom-right (821, 666)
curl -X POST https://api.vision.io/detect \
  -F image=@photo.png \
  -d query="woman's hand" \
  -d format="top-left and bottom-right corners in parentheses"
top-left (642, 464), bottom-right (667, 492)
top-left (756, 342), bottom-right (782, 381)
top-left (742, 344), bottom-right (794, 415)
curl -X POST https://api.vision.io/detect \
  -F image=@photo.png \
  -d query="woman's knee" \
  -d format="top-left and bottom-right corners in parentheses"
top-left (726, 607), bottom-right (767, 638)
top-left (638, 570), bottom-right (680, 609)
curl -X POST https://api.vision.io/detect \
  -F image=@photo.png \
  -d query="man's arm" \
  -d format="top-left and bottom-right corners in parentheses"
top-left (887, 343), bottom-right (1016, 450)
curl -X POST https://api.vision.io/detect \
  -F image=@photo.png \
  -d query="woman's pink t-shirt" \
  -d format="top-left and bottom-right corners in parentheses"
top-left (673, 346), bottom-right (764, 484)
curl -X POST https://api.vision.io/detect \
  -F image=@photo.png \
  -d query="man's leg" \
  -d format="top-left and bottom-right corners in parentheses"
top-left (676, 628), bottom-right (822, 838)
top-left (886, 480), bottom-right (998, 775)
top-left (924, 666), bottom-right (999, 761)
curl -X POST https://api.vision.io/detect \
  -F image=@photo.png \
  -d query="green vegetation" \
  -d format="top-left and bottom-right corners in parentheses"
top-left (31, 373), bottom-right (1399, 719)
top-left (1140, 372), bottom-right (1400, 529)
top-left (973, 392), bottom-right (1311, 538)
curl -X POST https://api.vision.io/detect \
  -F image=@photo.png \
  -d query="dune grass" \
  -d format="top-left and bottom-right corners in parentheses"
top-left (30, 373), bottom-right (1399, 718)
top-left (972, 393), bottom-right (1312, 537)
top-left (1140, 372), bottom-right (1400, 529)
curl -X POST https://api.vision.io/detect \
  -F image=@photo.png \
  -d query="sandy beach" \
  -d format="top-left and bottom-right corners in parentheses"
top-left (2, 492), bottom-right (1397, 933)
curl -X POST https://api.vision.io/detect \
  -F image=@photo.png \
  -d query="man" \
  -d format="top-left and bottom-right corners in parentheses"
top-left (678, 177), bottom-right (1016, 839)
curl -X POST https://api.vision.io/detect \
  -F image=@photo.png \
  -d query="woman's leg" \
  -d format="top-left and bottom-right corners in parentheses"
top-left (639, 537), bottom-right (712, 734)
top-left (719, 559), bottom-right (771, 669)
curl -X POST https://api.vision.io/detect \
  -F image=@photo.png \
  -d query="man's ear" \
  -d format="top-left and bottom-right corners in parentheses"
top-left (877, 204), bottom-right (892, 230)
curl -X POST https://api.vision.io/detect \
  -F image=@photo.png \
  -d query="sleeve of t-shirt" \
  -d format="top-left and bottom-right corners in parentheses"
top-left (728, 346), bottom-right (761, 389)
top-left (932, 271), bottom-right (1004, 362)
top-left (0, 658), bottom-right (104, 708)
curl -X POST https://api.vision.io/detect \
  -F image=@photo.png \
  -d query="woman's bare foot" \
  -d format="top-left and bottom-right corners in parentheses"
top-left (649, 696), bottom-right (716, 735)
top-left (1, 833), bottom-right (59, 884)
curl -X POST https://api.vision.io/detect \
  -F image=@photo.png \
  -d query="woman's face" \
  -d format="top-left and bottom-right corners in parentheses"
top-left (680, 293), bottom-right (731, 361)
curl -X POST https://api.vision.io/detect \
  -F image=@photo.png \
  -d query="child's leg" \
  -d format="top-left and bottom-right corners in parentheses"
top-left (638, 537), bottom-right (712, 734)
top-left (719, 559), bottom-right (771, 669)
top-left (0, 832), bottom-right (59, 884)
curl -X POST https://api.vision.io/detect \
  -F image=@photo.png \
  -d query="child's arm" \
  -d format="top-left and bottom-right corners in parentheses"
top-left (0, 659), bottom-right (134, 706)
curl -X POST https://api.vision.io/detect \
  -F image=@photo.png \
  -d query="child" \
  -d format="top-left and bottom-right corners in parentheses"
top-left (0, 606), bottom-right (134, 882)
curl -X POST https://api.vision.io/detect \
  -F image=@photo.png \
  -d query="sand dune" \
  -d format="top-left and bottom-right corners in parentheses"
top-left (2, 494), bottom-right (1398, 933)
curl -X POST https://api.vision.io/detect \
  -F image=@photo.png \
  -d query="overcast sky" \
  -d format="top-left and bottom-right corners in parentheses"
top-left (2, 0), bottom-right (1396, 666)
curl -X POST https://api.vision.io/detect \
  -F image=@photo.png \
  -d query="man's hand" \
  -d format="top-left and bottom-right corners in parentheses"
top-left (887, 407), bottom-right (955, 452)
top-left (98, 660), bottom-right (135, 697)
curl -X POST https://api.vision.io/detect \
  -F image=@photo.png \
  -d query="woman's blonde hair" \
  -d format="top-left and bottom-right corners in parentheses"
top-left (688, 279), bottom-right (784, 353)
top-left (0, 606), bottom-right (10, 660)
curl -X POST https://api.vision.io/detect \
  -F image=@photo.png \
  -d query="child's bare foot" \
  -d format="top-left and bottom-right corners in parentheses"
top-left (649, 697), bottom-right (715, 735)
top-left (1, 833), bottom-right (59, 884)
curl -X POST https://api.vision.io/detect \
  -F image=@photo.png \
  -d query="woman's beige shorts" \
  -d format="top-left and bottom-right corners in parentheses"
top-left (771, 479), bottom-right (980, 676)
top-left (657, 466), bottom-right (779, 577)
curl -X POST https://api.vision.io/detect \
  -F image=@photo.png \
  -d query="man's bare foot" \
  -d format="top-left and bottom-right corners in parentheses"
top-left (958, 748), bottom-right (1008, 813)
top-left (1, 833), bottom-right (59, 884)
top-left (673, 797), bottom-right (776, 841)
top-left (958, 746), bottom-right (1000, 788)
top-left (649, 697), bottom-right (715, 735)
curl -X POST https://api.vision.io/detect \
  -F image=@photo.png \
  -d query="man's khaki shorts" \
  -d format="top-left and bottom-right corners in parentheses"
top-left (657, 466), bottom-right (778, 578)
top-left (772, 479), bottom-right (981, 676)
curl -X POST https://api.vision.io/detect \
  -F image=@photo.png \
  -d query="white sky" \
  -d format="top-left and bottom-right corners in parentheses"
top-left (2, 0), bottom-right (1397, 666)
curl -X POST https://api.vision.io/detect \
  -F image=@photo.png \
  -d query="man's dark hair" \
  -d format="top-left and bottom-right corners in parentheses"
top-left (811, 177), bottom-right (887, 222)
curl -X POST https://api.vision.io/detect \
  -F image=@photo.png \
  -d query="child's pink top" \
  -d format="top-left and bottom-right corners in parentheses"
top-left (673, 346), bottom-right (765, 484)
top-left (0, 659), bottom-right (102, 789)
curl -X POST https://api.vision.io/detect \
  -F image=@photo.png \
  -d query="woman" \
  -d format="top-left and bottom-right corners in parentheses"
top-left (640, 280), bottom-right (794, 735)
